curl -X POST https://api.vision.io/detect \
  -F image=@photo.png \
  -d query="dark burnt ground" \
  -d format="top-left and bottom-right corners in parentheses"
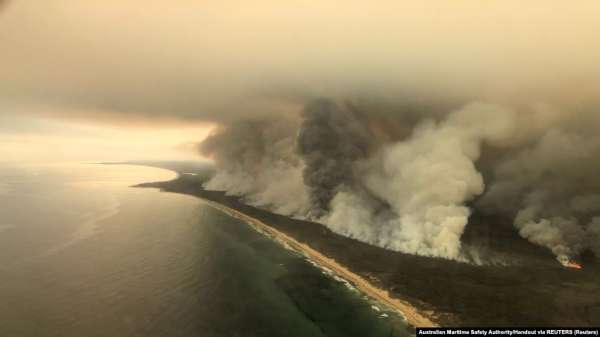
top-left (133, 165), bottom-right (600, 327)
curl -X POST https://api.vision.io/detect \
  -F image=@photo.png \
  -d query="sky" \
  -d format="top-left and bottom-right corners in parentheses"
top-left (1, 0), bottom-right (599, 162)
top-left (0, 112), bottom-right (211, 162)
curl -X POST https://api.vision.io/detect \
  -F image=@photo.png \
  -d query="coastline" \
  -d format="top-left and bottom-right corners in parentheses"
top-left (198, 197), bottom-right (437, 328)
top-left (131, 163), bottom-right (600, 327)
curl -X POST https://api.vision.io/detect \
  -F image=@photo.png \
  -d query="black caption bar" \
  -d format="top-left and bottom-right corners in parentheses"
top-left (417, 328), bottom-right (599, 336)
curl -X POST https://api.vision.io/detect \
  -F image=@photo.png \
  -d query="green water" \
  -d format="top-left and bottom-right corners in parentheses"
top-left (0, 163), bottom-right (410, 337)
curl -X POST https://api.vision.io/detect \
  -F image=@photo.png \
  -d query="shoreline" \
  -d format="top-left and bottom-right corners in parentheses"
top-left (197, 197), bottom-right (438, 328)
top-left (131, 162), bottom-right (600, 327)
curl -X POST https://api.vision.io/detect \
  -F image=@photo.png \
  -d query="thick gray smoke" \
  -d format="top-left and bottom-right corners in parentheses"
top-left (2, 0), bottom-right (600, 265)
top-left (201, 98), bottom-right (600, 264)
top-left (480, 123), bottom-right (600, 264)
top-left (297, 98), bottom-right (373, 217)
top-left (200, 119), bottom-right (311, 216)
top-left (323, 103), bottom-right (516, 259)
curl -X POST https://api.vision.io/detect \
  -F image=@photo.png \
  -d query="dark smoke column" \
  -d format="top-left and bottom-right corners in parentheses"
top-left (297, 98), bottom-right (371, 217)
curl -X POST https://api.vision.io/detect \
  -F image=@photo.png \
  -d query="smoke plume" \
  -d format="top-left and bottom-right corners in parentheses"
top-left (3, 1), bottom-right (600, 264)
top-left (200, 119), bottom-right (311, 216)
top-left (480, 123), bottom-right (600, 264)
top-left (321, 103), bottom-right (516, 259)
top-left (297, 98), bottom-right (373, 217)
top-left (200, 98), bottom-right (600, 264)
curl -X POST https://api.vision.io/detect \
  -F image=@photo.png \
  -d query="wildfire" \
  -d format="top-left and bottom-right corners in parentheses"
top-left (557, 255), bottom-right (583, 269)
top-left (564, 261), bottom-right (583, 269)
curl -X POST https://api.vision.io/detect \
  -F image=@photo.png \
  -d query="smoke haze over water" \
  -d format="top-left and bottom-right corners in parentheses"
top-left (2, 1), bottom-right (600, 262)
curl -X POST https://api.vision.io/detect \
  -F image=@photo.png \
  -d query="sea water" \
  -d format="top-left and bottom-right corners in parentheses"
top-left (0, 163), bottom-right (410, 337)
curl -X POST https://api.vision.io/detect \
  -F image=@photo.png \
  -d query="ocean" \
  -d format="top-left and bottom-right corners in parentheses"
top-left (0, 163), bottom-right (410, 337)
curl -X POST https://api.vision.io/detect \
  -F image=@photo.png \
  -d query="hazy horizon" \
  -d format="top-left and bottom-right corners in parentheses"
top-left (2, 0), bottom-right (600, 162)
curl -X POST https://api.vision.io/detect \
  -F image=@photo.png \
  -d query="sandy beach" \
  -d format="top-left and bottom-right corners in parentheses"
top-left (198, 198), bottom-right (438, 328)
top-left (135, 166), bottom-right (600, 327)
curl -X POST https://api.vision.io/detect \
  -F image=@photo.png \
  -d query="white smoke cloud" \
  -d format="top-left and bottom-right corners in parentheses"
top-left (201, 119), bottom-right (312, 217)
top-left (323, 103), bottom-right (517, 259)
top-left (322, 191), bottom-right (382, 245)
top-left (482, 123), bottom-right (600, 262)
top-left (206, 161), bottom-right (310, 216)
top-left (200, 98), bottom-right (600, 265)
top-left (1, 0), bottom-right (600, 265)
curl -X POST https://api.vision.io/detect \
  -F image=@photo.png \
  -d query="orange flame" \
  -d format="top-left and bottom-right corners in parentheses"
top-left (564, 261), bottom-right (583, 269)
top-left (558, 255), bottom-right (583, 269)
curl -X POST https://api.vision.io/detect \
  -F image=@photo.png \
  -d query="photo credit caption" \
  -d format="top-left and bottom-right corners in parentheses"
top-left (417, 328), bottom-right (599, 336)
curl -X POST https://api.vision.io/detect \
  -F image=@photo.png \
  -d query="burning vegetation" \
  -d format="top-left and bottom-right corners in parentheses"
top-left (558, 256), bottom-right (583, 269)
top-left (200, 99), bottom-right (600, 266)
